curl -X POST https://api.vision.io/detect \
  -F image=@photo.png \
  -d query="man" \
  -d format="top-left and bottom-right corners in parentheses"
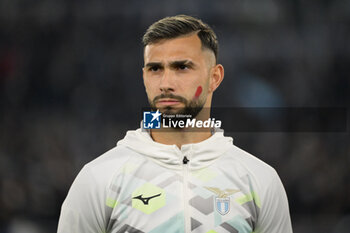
top-left (58, 15), bottom-right (293, 233)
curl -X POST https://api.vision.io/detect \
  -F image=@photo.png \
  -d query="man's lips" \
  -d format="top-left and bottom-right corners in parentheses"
top-left (156, 99), bottom-right (182, 106)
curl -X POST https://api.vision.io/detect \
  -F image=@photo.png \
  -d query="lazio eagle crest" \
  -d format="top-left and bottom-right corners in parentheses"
top-left (205, 187), bottom-right (239, 215)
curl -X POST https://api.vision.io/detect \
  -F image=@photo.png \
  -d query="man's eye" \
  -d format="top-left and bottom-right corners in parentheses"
top-left (178, 65), bottom-right (188, 70)
top-left (150, 66), bottom-right (160, 72)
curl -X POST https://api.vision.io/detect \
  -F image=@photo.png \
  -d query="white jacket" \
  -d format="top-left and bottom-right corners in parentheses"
top-left (58, 128), bottom-right (292, 233)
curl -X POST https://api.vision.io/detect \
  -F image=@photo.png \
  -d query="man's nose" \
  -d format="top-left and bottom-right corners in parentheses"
top-left (159, 69), bottom-right (175, 92)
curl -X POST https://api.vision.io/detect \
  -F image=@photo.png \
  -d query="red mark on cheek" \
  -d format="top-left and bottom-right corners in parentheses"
top-left (194, 86), bottom-right (202, 99)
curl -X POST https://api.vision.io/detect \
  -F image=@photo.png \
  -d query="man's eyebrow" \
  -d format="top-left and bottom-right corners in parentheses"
top-left (144, 62), bottom-right (163, 68)
top-left (169, 60), bottom-right (196, 68)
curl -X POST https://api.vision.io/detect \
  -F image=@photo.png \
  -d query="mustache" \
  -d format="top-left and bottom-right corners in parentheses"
top-left (153, 93), bottom-right (188, 104)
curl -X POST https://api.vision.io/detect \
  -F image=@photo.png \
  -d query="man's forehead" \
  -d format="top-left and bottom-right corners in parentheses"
top-left (143, 34), bottom-right (215, 65)
top-left (145, 34), bottom-right (201, 53)
top-left (145, 32), bottom-right (200, 48)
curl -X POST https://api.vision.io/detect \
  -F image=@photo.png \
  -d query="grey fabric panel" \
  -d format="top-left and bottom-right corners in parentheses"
top-left (245, 216), bottom-right (255, 231)
top-left (189, 195), bottom-right (214, 215)
top-left (106, 218), bottom-right (117, 232)
top-left (242, 200), bottom-right (258, 227)
top-left (109, 184), bottom-right (122, 194)
top-left (116, 224), bottom-right (144, 233)
top-left (121, 197), bottom-right (132, 206)
top-left (220, 222), bottom-right (239, 233)
top-left (191, 217), bottom-right (202, 231)
top-left (240, 174), bottom-right (259, 227)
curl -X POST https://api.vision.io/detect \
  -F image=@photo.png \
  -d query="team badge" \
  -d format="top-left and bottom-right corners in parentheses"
top-left (216, 197), bottom-right (230, 215)
top-left (205, 187), bottom-right (239, 215)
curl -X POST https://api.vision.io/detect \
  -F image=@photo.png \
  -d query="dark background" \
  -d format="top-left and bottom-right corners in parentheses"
top-left (0, 0), bottom-right (349, 232)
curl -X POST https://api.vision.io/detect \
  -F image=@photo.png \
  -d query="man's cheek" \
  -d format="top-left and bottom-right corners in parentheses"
top-left (194, 86), bottom-right (203, 99)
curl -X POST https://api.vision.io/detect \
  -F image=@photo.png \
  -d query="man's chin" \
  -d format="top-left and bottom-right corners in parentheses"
top-left (150, 102), bottom-right (204, 119)
top-left (158, 107), bottom-right (185, 116)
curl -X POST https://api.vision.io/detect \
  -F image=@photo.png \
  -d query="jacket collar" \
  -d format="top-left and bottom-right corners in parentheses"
top-left (117, 126), bottom-right (233, 170)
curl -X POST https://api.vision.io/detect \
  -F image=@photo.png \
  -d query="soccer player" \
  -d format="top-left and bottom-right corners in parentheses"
top-left (58, 15), bottom-right (293, 233)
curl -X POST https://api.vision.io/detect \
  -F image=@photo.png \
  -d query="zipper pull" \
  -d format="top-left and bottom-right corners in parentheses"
top-left (183, 156), bottom-right (189, 164)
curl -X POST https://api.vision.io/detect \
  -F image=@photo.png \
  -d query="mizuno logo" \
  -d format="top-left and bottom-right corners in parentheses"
top-left (132, 193), bottom-right (161, 205)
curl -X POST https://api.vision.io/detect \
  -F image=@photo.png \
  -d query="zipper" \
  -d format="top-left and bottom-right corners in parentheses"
top-left (183, 156), bottom-right (189, 164)
top-left (183, 155), bottom-right (190, 232)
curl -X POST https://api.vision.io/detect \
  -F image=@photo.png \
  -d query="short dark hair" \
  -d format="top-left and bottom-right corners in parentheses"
top-left (142, 15), bottom-right (218, 63)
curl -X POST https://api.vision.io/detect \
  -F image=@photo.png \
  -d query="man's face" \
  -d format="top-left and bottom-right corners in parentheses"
top-left (143, 33), bottom-right (215, 117)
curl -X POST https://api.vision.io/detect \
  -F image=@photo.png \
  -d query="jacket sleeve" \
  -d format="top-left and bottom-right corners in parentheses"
top-left (255, 170), bottom-right (293, 233)
top-left (57, 165), bottom-right (107, 233)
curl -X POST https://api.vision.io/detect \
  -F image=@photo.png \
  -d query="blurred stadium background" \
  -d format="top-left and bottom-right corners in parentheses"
top-left (0, 0), bottom-right (349, 232)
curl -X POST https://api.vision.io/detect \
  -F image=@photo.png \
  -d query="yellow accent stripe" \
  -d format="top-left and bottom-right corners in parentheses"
top-left (106, 198), bottom-right (118, 208)
top-left (235, 191), bottom-right (261, 208)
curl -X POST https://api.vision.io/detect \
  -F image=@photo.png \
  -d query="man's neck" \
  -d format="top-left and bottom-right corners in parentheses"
top-left (150, 128), bottom-right (212, 149)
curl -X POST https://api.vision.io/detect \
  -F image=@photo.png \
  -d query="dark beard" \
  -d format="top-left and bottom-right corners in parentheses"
top-left (149, 93), bottom-right (205, 119)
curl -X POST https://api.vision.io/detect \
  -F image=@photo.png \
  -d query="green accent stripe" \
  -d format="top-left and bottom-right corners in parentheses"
top-left (106, 198), bottom-right (118, 208)
top-left (252, 192), bottom-right (261, 208)
top-left (235, 191), bottom-right (261, 208)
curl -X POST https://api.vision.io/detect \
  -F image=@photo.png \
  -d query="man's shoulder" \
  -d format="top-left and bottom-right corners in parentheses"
top-left (221, 144), bottom-right (279, 181)
top-left (87, 145), bottom-right (133, 165)
top-left (82, 144), bottom-right (144, 182)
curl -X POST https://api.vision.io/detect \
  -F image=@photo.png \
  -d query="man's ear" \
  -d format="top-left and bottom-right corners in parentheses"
top-left (209, 64), bottom-right (224, 93)
top-left (142, 67), bottom-right (147, 86)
